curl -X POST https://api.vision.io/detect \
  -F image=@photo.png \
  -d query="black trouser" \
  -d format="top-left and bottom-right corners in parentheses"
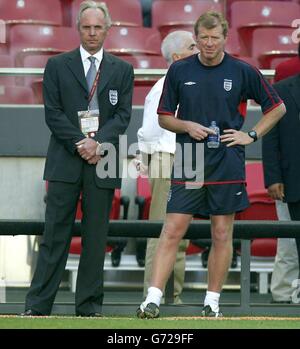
top-left (288, 201), bottom-right (300, 278)
top-left (25, 163), bottom-right (114, 315)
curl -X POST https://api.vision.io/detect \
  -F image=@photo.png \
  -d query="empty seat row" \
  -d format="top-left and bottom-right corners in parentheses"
top-left (0, 85), bottom-right (34, 104)
top-left (1, 25), bottom-right (80, 65)
top-left (1, 24), bottom-right (163, 64)
top-left (0, 80), bottom-right (154, 106)
top-left (230, 0), bottom-right (300, 29)
top-left (2, 24), bottom-right (297, 70)
top-left (0, 0), bottom-right (144, 27)
top-left (1, 0), bottom-right (298, 68)
top-left (0, 0), bottom-right (63, 25)
top-left (1, 0), bottom-right (299, 30)
top-left (227, 26), bottom-right (298, 68)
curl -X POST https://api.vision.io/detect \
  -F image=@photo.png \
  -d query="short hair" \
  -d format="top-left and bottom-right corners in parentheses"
top-left (76, 1), bottom-right (112, 29)
top-left (194, 11), bottom-right (228, 38)
top-left (161, 30), bottom-right (195, 65)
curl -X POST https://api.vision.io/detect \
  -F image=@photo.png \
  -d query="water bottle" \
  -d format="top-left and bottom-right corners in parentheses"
top-left (207, 121), bottom-right (220, 148)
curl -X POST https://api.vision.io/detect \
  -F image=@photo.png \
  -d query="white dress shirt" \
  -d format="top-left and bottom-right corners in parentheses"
top-left (138, 76), bottom-right (176, 154)
top-left (80, 45), bottom-right (103, 76)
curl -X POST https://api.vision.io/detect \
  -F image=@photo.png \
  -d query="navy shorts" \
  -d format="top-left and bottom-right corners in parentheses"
top-left (166, 181), bottom-right (250, 217)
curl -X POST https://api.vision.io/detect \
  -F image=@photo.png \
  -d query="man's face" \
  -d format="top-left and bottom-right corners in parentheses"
top-left (78, 8), bottom-right (108, 54)
top-left (177, 38), bottom-right (199, 60)
top-left (196, 24), bottom-right (227, 65)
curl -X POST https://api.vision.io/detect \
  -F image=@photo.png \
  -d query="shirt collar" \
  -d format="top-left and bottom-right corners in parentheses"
top-left (80, 45), bottom-right (104, 64)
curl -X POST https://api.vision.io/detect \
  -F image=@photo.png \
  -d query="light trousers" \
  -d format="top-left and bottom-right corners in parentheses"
top-left (271, 200), bottom-right (299, 301)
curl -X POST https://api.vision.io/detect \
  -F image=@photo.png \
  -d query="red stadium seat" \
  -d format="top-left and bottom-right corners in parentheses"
top-left (0, 85), bottom-right (34, 104)
top-left (104, 27), bottom-right (161, 56)
top-left (244, 162), bottom-right (267, 193)
top-left (235, 56), bottom-right (259, 68)
top-left (0, 0), bottom-right (63, 25)
top-left (231, 1), bottom-right (299, 29)
top-left (133, 84), bottom-right (154, 106)
top-left (122, 55), bottom-right (168, 69)
top-left (60, 0), bottom-right (75, 27)
top-left (230, 1), bottom-right (300, 55)
top-left (30, 79), bottom-right (43, 104)
top-left (135, 175), bottom-right (152, 220)
top-left (0, 54), bottom-right (12, 65)
top-left (226, 0), bottom-right (294, 26)
top-left (7, 24), bottom-right (79, 65)
top-left (270, 56), bottom-right (293, 69)
top-left (22, 54), bottom-right (53, 68)
top-left (235, 162), bottom-right (278, 257)
top-left (20, 54), bottom-right (58, 94)
top-left (71, 0), bottom-right (143, 27)
top-left (252, 27), bottom-right (298, 68)
top-left (105, 27), bottom-right (161, 102)
top-left (0, 55), bottom-right (15, 86)
top-left (226, 28), bottom-right (242, 57)
top-left (152, 0), bottom-right (223, 39)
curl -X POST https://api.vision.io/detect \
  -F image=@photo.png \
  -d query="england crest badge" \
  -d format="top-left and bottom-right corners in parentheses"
top-left (109, 90), bottom-right (118, 105)
top-left (223, 79), bottom-right (232, 91)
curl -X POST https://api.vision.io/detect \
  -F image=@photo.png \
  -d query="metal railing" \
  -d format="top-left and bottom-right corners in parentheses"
top-left (0, 219), bottom-right (299, 316)
top-left (0, 67), bottom-right (276, 79)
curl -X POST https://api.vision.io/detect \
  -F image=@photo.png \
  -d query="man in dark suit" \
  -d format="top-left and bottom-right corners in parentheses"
top-left (265, 42), bottom-right (300, 304)
top-left (262, 72), bottom-right (300, 285)
top-left (21, 1), bottom-right (134, 316)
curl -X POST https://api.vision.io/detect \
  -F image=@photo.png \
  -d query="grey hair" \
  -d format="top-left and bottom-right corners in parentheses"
top-left (76, 1), bottom-right (112, 29)
top-left (161, 31), bottom-right (194, 65)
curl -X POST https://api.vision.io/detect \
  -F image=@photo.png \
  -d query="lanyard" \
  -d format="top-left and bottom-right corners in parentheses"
top-left (87, 66), bottom-right (101, 105)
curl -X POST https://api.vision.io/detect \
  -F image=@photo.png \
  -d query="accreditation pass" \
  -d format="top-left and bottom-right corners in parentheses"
top-left (78, 109), bottom-right (99, 137)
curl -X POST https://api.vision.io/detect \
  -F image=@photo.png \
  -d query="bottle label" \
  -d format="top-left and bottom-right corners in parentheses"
top-left (207, 124), bottom-right (220, 148)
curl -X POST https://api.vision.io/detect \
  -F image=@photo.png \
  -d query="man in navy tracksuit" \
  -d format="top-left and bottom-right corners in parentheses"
top-left (137, 11), bottom-right (286, 318)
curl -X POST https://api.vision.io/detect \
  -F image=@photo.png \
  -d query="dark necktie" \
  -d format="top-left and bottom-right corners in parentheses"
top-left (86, 56), bottom-right (99, 110)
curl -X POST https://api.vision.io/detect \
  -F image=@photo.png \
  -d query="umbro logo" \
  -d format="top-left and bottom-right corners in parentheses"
top-left (184, 81), bottom-right (196, 85)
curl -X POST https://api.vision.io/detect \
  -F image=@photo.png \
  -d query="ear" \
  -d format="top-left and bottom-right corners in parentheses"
top-left (172, 52), bottom-right (180, 62)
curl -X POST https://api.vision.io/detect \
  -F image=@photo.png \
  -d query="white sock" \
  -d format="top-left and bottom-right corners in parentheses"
top-left (204, 291), bottom-right (220, 312)
top-left (142, 287), bottom-right (163, 308)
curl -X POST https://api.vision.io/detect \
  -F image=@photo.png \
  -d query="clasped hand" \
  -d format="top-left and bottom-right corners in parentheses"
top-left (76, 138), bottom-right (101, 164)
top-left (187, 123), bottom-right (254, 147)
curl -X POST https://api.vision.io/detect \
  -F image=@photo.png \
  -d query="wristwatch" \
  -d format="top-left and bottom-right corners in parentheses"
top-left (248, 130), bottom-right (258, 142)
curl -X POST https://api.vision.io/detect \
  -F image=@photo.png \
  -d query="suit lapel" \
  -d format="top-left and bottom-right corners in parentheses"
top-left (66, 48), bottom-right (89, 93)
top-left (288, 74), bottom-right (300, 111)
top-left (97, 52), bottom-right (115, 96)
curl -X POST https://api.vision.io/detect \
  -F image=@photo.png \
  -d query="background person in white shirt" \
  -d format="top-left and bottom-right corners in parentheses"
top-left (137, 30), bottom-right (198, 304)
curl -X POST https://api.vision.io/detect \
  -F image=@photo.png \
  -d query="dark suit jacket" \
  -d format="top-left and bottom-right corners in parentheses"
top-left (262, 74), bottom-right (300, 202)
top-left (43, 48), bottom-right (134, 189)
